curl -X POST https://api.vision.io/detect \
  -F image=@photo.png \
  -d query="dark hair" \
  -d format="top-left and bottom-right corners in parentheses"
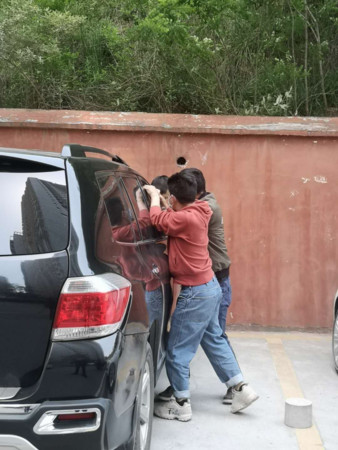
top-left (151, 175), bottom-right (169, 195)
top-left (168, 172), bottom-right (197, 204)
top-left (181, 168), bottom-right (206, 194)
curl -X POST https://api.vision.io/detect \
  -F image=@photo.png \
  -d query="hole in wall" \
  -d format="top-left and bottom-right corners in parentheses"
top-left (176, 156), bottom-right (188, 168)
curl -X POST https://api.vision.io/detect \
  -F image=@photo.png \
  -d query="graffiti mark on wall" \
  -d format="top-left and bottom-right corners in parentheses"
top-left (300, 176), bottom-right (328, 184)
top-left (314, 175), bottom-right (328, 184)
top-left (290, 190), bottom-right (299, 198)
top-left (198, 151), bottom-right (208, 166)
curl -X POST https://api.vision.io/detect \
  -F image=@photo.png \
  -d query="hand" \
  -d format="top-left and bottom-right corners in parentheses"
top-left (135, 188), bottom-right (147, 210)
top-left (143, 185), bottom-right (160, 199)
top-left (143, 185), bottom-right (161, 208)
top-left (159, 194), bottom-right (169, 209)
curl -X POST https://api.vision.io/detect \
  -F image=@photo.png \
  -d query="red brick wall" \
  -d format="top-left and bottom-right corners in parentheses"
top-left (1, 109), bottom-right (337, 329)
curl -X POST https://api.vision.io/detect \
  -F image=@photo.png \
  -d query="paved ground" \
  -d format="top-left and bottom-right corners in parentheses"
top-left (151, 330), bottom-right (337, 450)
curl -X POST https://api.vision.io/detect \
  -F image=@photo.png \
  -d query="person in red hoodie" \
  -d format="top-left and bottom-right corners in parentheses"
top-left (143, 172), bottom-right (258, 421)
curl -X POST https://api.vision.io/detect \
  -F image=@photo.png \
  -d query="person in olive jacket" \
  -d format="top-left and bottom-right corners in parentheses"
top-left (182, 168), bottom-right (231, 332)
top-left (181, 168), bottom-right (235, 405)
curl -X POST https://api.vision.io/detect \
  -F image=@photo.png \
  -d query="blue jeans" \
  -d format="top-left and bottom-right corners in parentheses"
top-left (217, 276), bottom-right (239, 368)
top-left (145, 286), bottom-right (163, 326)
top-left (218, 275), bottom-right (232, 332)
top-left (145, 283), bottom-right (171, 326)
top-left (166, 276), bottom-right (243, 399)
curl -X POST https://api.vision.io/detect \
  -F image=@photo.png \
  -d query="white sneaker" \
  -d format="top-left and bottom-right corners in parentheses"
top-left (223, 388), bottom-right (234, 405)
top-left (154, 398), bottom-right (192, 422)
top-left (230, 384), bottom-right (259, 414)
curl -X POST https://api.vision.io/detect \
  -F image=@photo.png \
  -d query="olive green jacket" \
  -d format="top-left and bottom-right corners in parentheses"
top-left (200, 192), bottom-right (231, 274)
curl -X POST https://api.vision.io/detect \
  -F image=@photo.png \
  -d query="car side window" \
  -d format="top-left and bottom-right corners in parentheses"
top-left (96, 173), bottom-right (141, 243)
top-left (0, 161), bottom-right (68, 256)
top-left (137, 177), bottom-right (167, 241)
top-left (121, 176), bottom-right (156, 241)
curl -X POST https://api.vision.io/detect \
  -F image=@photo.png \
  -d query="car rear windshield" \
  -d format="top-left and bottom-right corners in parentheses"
top-left (0, 158), bottom-right (69, 255)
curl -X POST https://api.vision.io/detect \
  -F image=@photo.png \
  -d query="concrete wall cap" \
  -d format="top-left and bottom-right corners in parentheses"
top-left (0, 109), bottom-right (337, 137)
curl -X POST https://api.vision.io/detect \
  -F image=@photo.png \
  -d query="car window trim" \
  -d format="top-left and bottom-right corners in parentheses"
top-left (0, 151), bottom-right (65, 169)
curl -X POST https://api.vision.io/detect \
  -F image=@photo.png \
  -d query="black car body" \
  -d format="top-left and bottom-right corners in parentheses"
top-left (333, 290), bottom-right (338, 372)
top-left (0, 145), bottom-right (171, 450)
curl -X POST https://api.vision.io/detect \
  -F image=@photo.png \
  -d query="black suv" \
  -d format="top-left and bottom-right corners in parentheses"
top-left (0, 145), bottom-right (171, 450)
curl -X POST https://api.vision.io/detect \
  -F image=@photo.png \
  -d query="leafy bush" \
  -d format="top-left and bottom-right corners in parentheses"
top-left (0, 0), bottom-right (336, 115)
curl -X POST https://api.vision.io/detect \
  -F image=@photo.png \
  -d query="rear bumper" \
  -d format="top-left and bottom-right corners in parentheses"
top-left (0, 333), bottom-right (146, 449)
top-left (0, 398), bottom-right (112, 450)
top-left (0, 435), bottom-right (38, 450)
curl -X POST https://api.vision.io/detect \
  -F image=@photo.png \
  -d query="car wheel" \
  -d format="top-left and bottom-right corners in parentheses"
top-left (333, 313), bottom-right (338, 373)
top-left (134, 344), bottom-right (154, 450)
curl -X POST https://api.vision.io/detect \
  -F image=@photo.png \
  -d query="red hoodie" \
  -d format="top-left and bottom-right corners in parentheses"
top-left (150, 200), bottom-right (214, 286)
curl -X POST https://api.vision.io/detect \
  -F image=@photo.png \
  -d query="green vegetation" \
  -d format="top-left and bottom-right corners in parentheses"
top-left (0, 0), bottom-right (337, 115)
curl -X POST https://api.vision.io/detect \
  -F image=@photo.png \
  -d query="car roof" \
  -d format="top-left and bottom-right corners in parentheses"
top-left (0, 145), bottom-right (129, 169)
top-left (0, 147), bottom-right (65, 169)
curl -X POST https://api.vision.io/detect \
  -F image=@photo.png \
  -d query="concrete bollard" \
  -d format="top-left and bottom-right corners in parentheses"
top-left (284, 398), bottom-right (312, 429)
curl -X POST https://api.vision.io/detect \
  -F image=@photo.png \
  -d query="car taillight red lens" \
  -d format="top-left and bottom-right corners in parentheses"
top-left (56, 412), bottom-right (96, 422)
top-left (53, 288), bottom-right (130, 328)
top-left (52, 274), bottom-right (131, 341)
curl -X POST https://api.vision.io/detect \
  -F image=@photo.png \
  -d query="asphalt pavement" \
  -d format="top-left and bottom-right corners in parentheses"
top-left (151, 330), bottom-right (337, 450)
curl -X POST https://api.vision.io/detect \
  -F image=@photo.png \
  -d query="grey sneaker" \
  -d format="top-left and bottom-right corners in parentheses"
top-left (230, 384), bottom-right (259, 414)
top-left (156, 385), bottom-right (174, 401)
top-left (154, 398), bottom-right (192, 422)
top-left (223, 388), bottom-right (234, 405)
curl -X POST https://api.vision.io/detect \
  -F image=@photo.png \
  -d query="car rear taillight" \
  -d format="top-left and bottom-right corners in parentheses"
top-left (56, 412), bottom-right (96, 422)
top-left (52, 274), bottom-right (131, 341)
